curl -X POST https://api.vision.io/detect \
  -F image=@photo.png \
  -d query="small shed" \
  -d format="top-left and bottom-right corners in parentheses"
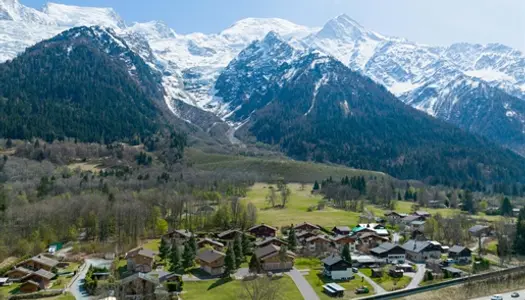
top-left (371, 268), bottom-right (384, 278)
top-left (322, 282), bottom-right (345, 297)
top-left (19, 280), bottom-right (40, 293)
top-left (442, 267), bottom-right (466, 278)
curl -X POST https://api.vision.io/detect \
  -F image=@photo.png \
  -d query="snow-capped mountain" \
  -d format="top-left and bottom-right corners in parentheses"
top-left (3, 0), bottom-right (525, 151)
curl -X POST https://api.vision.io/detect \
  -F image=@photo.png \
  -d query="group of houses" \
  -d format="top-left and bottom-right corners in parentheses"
top-left (1, 255), bottom-right (60, 293)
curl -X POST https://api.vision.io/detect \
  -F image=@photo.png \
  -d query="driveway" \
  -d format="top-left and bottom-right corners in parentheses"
top-left (356, 271), bottom-right (386, 295)
top-left (69, 258), bottom-right (113, 300)
top-left (289, 268), bottom-right (320, 300)
top-left (405, 264), bottom-right (426, 289)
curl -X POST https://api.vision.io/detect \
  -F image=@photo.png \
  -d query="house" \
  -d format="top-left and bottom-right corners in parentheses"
top-left (385, 211), bottom-right (408, 222)
top-left (293, 222), bottom-right (320, 232)
top-left (196, 249), bottom-right (225, 276)
top-left (117, 272), bottom-right (159, 299)
top-left (402, 215), bottom-right (425, 224)
top-left (513, 208), bottom-right (521, 217)
top-left (352, 226), bottom-right (377, 236)
top-left (357, 232), bottom-right (389, 252)
top-left (352, 255), bottom-right (383, 267)
top-left (410, 221), bottom-right (426, 231)
top-left (448, 246), bottom-right (472, 264)
top-left (402, 240), bottom-right (442, 263)
top-left (27, 269), bottom-right (55, 289)
top-left (296, 231), bottom-right (317, 242)
top-left (388, 267), bottom-right (404, 278)
top-left (370, 243), bottom-right (406, 264)
top-left (332, 226), bottom-right (351, 235)
top-left (19, 280), bottom-right (40, 293)
top-left (374, 229), bottom-right (390, 238)
top-left (248, 224), bottom-right (277, 238)
top-left (197, 238), bottom-right (225, 251)
top-left (217, 229), bottom-right (243, 241)
top-left (254, 244), bottom-right (295, 271)
top-left (255, 237), bottom-right (288, 249)
top-left (414, 211), bottom-right (431, 219)
top-left (125, 248), bottom-right (157, 273)
top-left (158, 272), bottom-right (183, 284)
top-left (164, 229), bottom-right (193, 242)
top-left (306, 235), bottom-right (332, 253)
top-left (6, 267), bottom-right (33, 280)
top-left (331, 235), bottom-right (356, 252)
top-left (371, 268), bottom-right (383, 278)
top-left (469, 225), bottom-right (491, 236)
top-left (17, 255), bottom-right (59, 272)
top-left (322, 254), bottom-right (353, 280)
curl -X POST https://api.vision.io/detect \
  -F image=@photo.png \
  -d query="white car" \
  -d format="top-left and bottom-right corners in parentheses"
top-left (490, 295), bottom-right (503, 300)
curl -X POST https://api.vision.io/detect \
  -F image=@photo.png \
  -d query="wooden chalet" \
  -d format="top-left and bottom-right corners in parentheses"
top-left (248, 224), bottom-right (277, 238)
top-left (293, 222), bottom-right (320, 232)
top-left (196, 249), bottom-right (225, 276)
top-left (125, 248), bottom-right (157, 273)
top-left (197, 238), bottom-right (225, 251)
top-left (332, 226), bottom-right (351, 236)
top-left (17, 255), bottom-right (59, 272)
top-left (255, 237), bottom-right (288, 249)
top-left (254, 244), bottom-right (295, 271)
top-left (217, 229), bottom-right (243, 241)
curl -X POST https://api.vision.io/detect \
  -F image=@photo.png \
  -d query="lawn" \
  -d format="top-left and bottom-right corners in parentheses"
top-left (295, 257), bottom-right (322, 270)
top-left (182, 276), bottom-right (302, 300)
top-left (59, 262), bottom-right (80, 273)
top-left (0, 283), bottom-right (21, 296)
top-left (48, 293), bottom-right (75, 300)
top-left (304, 271), bottom-right (373, 299)
top-left (360, 268), bottom-right (411, 291)
top-left (142, 239), bottom-right (161, 251)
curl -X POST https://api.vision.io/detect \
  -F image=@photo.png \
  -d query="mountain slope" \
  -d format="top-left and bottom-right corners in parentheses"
top-left (229, 36), bottom-right (525, 183)
top-left (0, 26), bottom-right (163, 143)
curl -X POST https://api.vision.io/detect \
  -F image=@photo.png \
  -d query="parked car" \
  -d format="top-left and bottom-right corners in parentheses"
top-left (355, 287), bottom-right (369, 294)
top-left (490, 295), bottom-right (502, 300)
top-left (352, 267), bottom-right (359, 273)
top-left (511, 292), bottom-right (520, 298)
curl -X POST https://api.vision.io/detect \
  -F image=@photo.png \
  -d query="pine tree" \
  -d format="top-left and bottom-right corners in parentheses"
top-left (500, 197), bottom-right (513, 217)
top-left (249, 253), bottom-right (262, 273)
top-left (182, 242), bottom-right (195, 269)
top-left (341, 244), bottom-right (351, 264)
top-left (233, 234), bottom-right (243, 268)
top-left (159, 238), bottom-right (170, 261)
top-left (462, 190), bottom-right (476, 214)
top-left (241, 233), bottom-right (251, 255)
top-left (224, 242), bottom-right (236, 276)
top-left (514, 208), bottom-right (525, 255)
top-left (288, 227), bottom-right (298, 251)
top-left (169, 242), bottom-right (182, 272)
top-left (188, 234), bottom-right (198, 256)
top-left (312, 181), bottom-right (320, 191)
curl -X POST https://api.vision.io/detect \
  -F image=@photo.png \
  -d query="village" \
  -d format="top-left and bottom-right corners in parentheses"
top-left (0, 200), bottom-right (501, 300)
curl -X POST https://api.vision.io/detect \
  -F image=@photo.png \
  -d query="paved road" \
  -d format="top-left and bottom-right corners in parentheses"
top-left (471, 289), bottom-right (524, 300)
top-left (289, 268), bottom-right (320, 300)
top-left (405, 264), bottom-right (426, 289)
top-left (69, 258), bottom-right (113, 300)
top-left (356, 271), bottom-right (387, 295)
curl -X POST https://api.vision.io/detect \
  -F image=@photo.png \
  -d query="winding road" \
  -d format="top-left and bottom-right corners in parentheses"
top-left (69, 258), bottom-right (113, 300)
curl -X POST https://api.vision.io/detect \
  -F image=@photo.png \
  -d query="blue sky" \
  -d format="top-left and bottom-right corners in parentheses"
top-left (22, 0), bottom-right (525, 50)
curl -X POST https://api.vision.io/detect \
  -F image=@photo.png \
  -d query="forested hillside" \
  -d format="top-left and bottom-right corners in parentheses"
top-left (0, 26), bottom-right (164, 143)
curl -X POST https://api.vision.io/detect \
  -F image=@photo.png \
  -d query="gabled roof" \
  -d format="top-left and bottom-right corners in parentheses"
top-left (370, 242), bottom-right (404, 255)
top-left (469, 225), bottom-right (490, 235)
top-left (402, 240), bottom-right (436, 253)
top-left (374, 229), bottom-right (389, 236)
top-left (120, 272), bottom-right (159, 285)
top-left (248, 223), bottom-right (277, 232)
top-left (7, 267), bottom-right (32, 276)
top-left (254, 244), bottom-right (295, 260)
top-left (359, 232), bottom-right (388, 240)
top-left (197, 249), bottom-right (225, 263)
top-left (198, 238), bottom-right (224, 248)
top-left (449, 245), bottom-right (470, 254)
top-left (174, 229), bottom-right (193, 238)
top-left (255, 237), bottom-right (287, 247)
top-left (385, 211), bottom-right (408, 217)
top-left (21, 280), bottom-right (40, 287)
top-left (415, 211), bottom-right (431, 216)
top-left (294, 222), bottom-right (320, 230)
top-left (306, 235), bottom-right (332, 243)
top-left (403, 215), bottom-right (423, 223)
top-left (25, 255), bottom-right (59, 268)
top-left (322, 254), bottom-right (349, 266)
top-left (125, 248), bottom-right (158, 259)
top-left (159, 272), bottom-right (182, 283)
top-left (410, 221), bottom-right (426, 226)
top-left (333, 226), bottom-right (351, 232)
top-left (332, 235), bottom-right (355, 242)
top-left (297, 230), bottom-right (316, 238)
top-left (217, 229), bottom-right (243, 239)
top-left (32, 269), bottom-right (56, 280)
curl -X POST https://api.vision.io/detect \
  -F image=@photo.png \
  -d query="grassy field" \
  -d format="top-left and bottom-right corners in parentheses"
top-left (182, 276), bottom-right (302, 300)
top-left (360, 268), bottom-right (411, 291)
top-left (242, 183), bottom-right (502, 229)
top-left (305, 271), bottom-right (373, 299)
top-left (0, 283), bottom-right (21, 297)
top-left (186, 148), bottom-right (387, 183)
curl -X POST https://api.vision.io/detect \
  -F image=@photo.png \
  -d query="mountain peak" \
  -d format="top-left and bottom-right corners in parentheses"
top-left (43, 2), bottom-right (125, 28)
top-left (316, 14), bottom-right (381, 42)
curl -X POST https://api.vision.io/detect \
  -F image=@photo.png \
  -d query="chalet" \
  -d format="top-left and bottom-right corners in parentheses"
top-left (469, 225), bottom-right (491, 236)
top-left (402, 240), bottom-right (442, 263)
top-left (6, 267), bottom-right (33, 280)
top-left (410, 221), bottom-right (426, 231)
top-left (248, 224), bottom-right (277, 238)
top-left (158, 272), bottom-right (183, 284)
top-left (402, 215), bottom-right (425, 224)
top-left (357, 232), bottom-right (389, 252)
top-left (296, 231), bottom-right (317, 242)
top-left (164, 229), bottom-right (193, 242)
top-left (254, 244), bottom-right (295, 271)
top-left (293, 222), bottom-right (320, 232)
top-left (255, 237), bottom-right (288, 249)
top-left (125, 248), bottom-right (157, 273)
top-left (196, 249), bottom-right (225, 276)
top-left (414, 211), bottom-right (431, 219)
top-left (217, 229), bottom-right (243, 241)
top-left (332, 226), bottom-right (351, 235)
top-left (374, 229), bottom-right (390, 238)
top-left (19, 280), bottom-right (40, 293)
top-left (448, 246), bottom-right (472, 264)
top-left (385, 211), bottom-right (408, 221)
top-left (117, 272), bottom-right (159, 299)
top-left (331, 235), bottom-right (356, 252)
top-left (370, 242), bottom-right (406, 264)
top-left (27, 269), bottom-right (55, 289)
top-left (322, 254), bottom-right (353, 280)
top-left (17, 255), bottom-right (59, 272)
top-left (197, 238), bottom-right (225, 251)
top-left (306, 235), bottom-right (332, 253)
top-left (352, 226), bottom-right (377, 236)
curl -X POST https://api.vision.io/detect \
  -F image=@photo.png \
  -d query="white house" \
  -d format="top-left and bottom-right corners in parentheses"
top-left (322, 254), bottom-right (353, 280)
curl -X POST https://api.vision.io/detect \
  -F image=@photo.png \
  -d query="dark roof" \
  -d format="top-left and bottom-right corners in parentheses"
top-left (138, 249), bottom-right (158, 259)
top-left (255, 237), bottom-right (287, 247)
top-left (159, 272), bottom-right (182, 283)
top-left (248, 223), bottom-right (277, 232)
top-left (217, 229), bottom-right (242, 238)
top-left (28, 255), bottom-right (59, 268)
top-left (197, 249), bottom-right (225, 263)
top-left (22, 280), bottom-right (40, 287)
top-left (333, 226), bottom-right (351, 232)
top-left (7, 267), bottom-right (32, 275)
top-left (322, 254), bottom-right (349, 266)
top-left (297, 231), bottom-right (315, 238)
top-left (370, 242), bottom-right (401, 255)
top-left (294, 222), bottom-right (320, 230)
top-left (448, 245), bottom-right (469, 254)
top-left (174, 229), bottom-right (193, 238)
top-left (254, 244), bottom-right (295, 260)
top-left (120, 272), bottom-right (159, 285)
top-left (359, 232), bottom-right (387, 240)
top-left (332, 235), bottom-right (355, 242)
top-left (306, 235), bottom-right (331, 243)
top-left (469, 225), bottom-right (490, 234)
top-left (403, 215), bottom-right (422, 223)
top-left (198, 238), bottom-right (224, 248)
top-left (402, 240), bottom-right (435, 253)
top-left (32, 269), bottom-right (55, 280)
